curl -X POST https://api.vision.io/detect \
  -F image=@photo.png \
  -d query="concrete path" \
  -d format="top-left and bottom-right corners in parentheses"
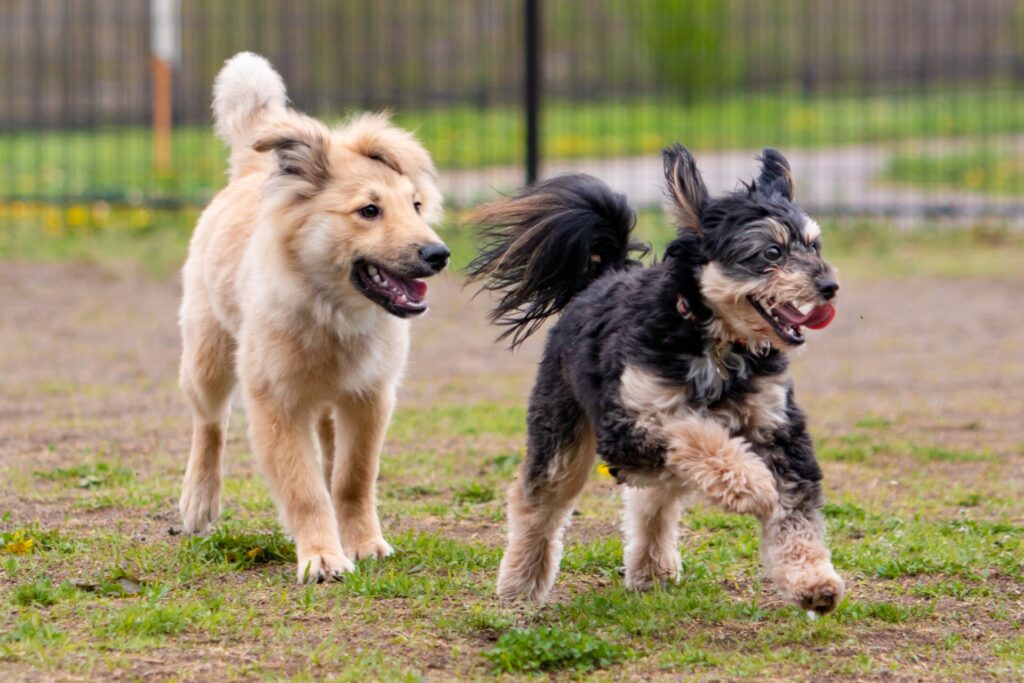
top-left (438, 137), bottom-right (1024, 222)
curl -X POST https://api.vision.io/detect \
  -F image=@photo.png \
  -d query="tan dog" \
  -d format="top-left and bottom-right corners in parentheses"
top-left (178, 53), bottom-right (448, 583)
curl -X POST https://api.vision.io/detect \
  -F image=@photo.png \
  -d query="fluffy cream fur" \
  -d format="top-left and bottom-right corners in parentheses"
top-left (178, 53), bottom-right (444, 583)
top-left (617, 363), bottom-right (842, 609)
top-left (496, 425), bottom-right (596, 602)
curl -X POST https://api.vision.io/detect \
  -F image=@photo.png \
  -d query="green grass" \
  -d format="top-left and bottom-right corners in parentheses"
top-left (3, 87), bottom-right (1024, 204)
top-left (181, 525), bottom-right (296, 570)
top-left (885, 147), bottom-right (1024, 195)
top-left (10, 578), bottom-right (65, 607)
top-left (485, 626), bottom-right (625, 674)
top-left (35, 461), bottom-right (134, 489)
top-left (3, 416), bottom-right (1023, 678)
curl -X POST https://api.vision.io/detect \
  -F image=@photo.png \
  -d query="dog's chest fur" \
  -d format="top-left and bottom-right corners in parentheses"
top-left (241, 300), bottom-right (409, 405)
top-left (619, 360), bottom-right (790, 445)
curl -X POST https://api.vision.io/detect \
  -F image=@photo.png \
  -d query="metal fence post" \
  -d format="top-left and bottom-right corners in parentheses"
top-left (524, 0), bottom-right (542, 186)
top-left (150, 0), bottom-right (181, 175)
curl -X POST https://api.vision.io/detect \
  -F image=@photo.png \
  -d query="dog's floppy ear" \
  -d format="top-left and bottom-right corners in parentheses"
top-left (253, 114), bottom-right (331, 195)
top-left (756, 148), bottom-right (794, 201)
top-left (339, 113), bottom-right (443, 223)
top-left (662, 144), bottom-right (708, 233)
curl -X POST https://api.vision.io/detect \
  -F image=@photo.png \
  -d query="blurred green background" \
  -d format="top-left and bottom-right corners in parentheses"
top-left (1, 0), bottom-right (1023, 215)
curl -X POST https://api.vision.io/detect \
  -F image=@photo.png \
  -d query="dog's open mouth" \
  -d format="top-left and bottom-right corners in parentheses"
top-left (748, 297), bottom-right (836, 346)
top-left (353, 260), bottom-right (429, 318)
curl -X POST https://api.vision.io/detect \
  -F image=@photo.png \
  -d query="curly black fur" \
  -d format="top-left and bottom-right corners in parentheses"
top-left (468, 144), bottom-right (836, 499)
top-left (466, 174), bottom-right (649, 348)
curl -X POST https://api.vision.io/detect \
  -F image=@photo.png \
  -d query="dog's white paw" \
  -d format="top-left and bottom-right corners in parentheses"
top-left (496, 550), bottom-right (559, 603)
top-left (624, 550), bottom-right (682, 592)
top-left (296, 551), bottom-right (354, 584)
top-left (179, 480), bottom-right (221, 534)
top-left (343, 535), bottom-right (394, 561)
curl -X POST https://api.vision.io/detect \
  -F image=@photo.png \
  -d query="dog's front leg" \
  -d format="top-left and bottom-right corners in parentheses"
top-left (660, 416), bottom-right (779, 520)
top-left (757, 436), bottom-right (844, 615)
top-left (245, 391), bottom-right (353, 583)
top-left (330, 387), bottom-right (396, 561)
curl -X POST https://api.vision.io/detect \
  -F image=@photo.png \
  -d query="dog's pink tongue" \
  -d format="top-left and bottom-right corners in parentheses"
top-left (803, 304), bottom-right (836, 329)
top-left (776, 303), bottom-right (836, 330)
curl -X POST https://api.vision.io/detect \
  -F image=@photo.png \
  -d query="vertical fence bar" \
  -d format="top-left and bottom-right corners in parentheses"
top-left (524, 0), bottom-right (542, 185)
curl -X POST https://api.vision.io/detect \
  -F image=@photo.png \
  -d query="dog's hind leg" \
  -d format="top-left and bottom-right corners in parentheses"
top-left (330, 387), bottom-right (396, 561)
top-left (179, 308), bottom-right (236, 534)
top-left (497, 420), bottom-right (595, 602)
top-left (621, 483), bottom-right (686, 590)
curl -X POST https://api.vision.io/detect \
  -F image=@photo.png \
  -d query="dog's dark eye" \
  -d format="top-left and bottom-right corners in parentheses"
top-left (811, 238), bottom-right (822, 254)
top-left (358, 205), bottom-right (380, 220)
top-left (413, 201), bottom-right (422, 214)
top-left (764, 245), bottom-right (784, 261)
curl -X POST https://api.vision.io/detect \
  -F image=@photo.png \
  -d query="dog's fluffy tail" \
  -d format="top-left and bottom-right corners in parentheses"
top-left (212, 52), bottom-right (288, 173)
top-left (466, 174), bottom-right (647, 348)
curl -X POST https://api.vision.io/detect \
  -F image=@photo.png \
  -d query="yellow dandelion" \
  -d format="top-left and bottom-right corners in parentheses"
top-left (640, 133), bottom-right (663, 153)
top-left (596, 462), bottom-right (613, 478)
top-left (129, 208), bottom-right (152, 230)
top-left (786, 106), bottom-right (818, 132)
top-left (246, 547), bottom-right (263, 559)
top-left (551, 133), bottom-right (591, 157)
top-left (66, 205), bottom-right (89, 228)
top-left (3, 530), bottom-right (34, 555)
top-left (43, 206), bottom-right (63, 236)
top-left (963, 167), bottom-right (985, 190)
top-left (10, 202), bottom-right (31, 219)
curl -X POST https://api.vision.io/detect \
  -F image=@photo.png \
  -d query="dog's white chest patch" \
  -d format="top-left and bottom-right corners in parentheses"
top-left (619, 364), bottom-right (790, 443)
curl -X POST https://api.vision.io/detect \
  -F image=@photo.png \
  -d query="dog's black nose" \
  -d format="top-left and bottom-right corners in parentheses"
top-left (817, 278), bottom-right (840, 300)
top-left (419, 243), bottom-right (450, 273)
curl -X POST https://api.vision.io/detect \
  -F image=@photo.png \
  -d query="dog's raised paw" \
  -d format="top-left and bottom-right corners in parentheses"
top-left (800, 582), bottom-right (841, 615)
top-left (793, 570), bottom-right (845, 616)
top-left (296, 552), bottom-right (354, 584)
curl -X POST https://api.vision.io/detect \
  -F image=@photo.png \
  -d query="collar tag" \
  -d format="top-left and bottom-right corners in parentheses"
top-left (712, 341), bottom-right (732, 380)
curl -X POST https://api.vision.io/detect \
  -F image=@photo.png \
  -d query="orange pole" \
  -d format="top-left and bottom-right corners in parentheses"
top-left (151, 57), bottom-right (173, 174)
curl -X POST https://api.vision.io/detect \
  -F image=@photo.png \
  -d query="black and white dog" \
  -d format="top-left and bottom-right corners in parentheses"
top-left (468, 145), bottom-right (845, 615)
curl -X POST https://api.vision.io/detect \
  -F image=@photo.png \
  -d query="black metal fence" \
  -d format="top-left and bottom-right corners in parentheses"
top-left (1, 0), bottom-right (1023, 219)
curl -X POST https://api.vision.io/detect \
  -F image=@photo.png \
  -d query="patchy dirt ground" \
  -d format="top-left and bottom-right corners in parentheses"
top-left (3, 261), bottom-right (1021, 503)
top-left (1, 260), bottom-right (1022, 681)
